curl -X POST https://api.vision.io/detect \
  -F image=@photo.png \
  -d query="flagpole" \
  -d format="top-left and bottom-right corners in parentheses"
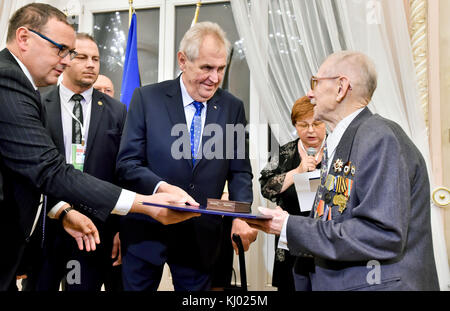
top-left (128, 0), bottom-right (134, 28)
top-left (191, 1), bottom-right (202, 28)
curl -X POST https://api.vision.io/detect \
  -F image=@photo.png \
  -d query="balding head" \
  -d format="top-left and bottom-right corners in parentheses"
top-left (93, 74), bottom-right (115, 97)
top-left (322, 51), bottom-right (377, 102)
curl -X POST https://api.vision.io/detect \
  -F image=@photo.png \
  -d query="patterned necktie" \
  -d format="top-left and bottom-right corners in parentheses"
top-left (190, 101), bottom-right (204, 165)
top-left (71, 94), bottom-right (84, 144)
top-left (312, 140), bottom-right (328, 218)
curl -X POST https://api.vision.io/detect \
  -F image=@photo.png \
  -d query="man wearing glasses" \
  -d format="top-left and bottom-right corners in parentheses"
top-left (0, 3), bottom-right (198, 291)
top-left (246, 51), bottom-right (439, 290)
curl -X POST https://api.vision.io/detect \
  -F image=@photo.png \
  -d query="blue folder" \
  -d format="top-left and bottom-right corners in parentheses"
top-left (140, 201), bottom-right (273, 220)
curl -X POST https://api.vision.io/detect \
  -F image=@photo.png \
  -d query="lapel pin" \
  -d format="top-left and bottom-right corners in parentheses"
top-left (98, 101), bottom-right (103, 106)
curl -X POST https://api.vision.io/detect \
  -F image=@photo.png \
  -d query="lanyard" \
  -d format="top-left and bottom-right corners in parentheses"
top-left (61, 96), bottom-right (91, 144)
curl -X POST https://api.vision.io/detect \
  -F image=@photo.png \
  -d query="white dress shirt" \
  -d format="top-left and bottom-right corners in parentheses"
top-left (278, 107), bottom-right (365, 250)
top-left (153, 75), bottom-right (207, 193)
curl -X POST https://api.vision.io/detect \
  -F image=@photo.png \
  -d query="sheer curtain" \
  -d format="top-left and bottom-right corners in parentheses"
top-left (0, 0), bottom-right (33, 49)
top-left (0, 1), bottom-right (15, 49)
top-left (231, 0), bottom-right (449, 290)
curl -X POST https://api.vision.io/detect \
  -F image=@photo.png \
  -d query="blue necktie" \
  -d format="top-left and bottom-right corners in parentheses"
top-left (190, 101), bottom-right (203, 165)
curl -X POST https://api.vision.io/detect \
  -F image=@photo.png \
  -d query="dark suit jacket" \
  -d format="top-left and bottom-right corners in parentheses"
top-left (287, 108), bottom-right (439, 290)
top-left (116, 76), bottom-right (253, 271)
top-left (43, 86), bottom-right (127, 235)
top-left (0, 48), bottom-right (120, 289)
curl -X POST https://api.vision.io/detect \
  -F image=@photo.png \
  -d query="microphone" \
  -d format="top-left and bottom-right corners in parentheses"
top-left (306, 147), bottom-right (317, 157)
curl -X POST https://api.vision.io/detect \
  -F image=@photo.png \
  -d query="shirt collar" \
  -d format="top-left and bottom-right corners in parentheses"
top-left (60, 82), bottom-right (93, 106)
top-left (9, 50), bottom-right (37, 90)
top-left (326, 107), bottom-right (365, 158)
top-left (179, 74), bottom-right (206, 108)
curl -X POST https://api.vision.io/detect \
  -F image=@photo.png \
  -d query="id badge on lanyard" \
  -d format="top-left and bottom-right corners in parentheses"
top-left (63, 98), bottom-right (88, 172)
top-left (72, 142), bottom-right (85, 171)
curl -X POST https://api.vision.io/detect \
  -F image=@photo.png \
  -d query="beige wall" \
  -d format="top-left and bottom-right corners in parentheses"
top-left (438, 0), bottom-right (450, 264)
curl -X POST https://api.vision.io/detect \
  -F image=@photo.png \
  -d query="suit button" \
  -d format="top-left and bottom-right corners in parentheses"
top-left (189, 184), bottom-right (195, 190)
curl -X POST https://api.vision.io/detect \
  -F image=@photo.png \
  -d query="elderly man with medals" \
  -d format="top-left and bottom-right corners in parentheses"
top-left (246, 51), bottom-right (439, 291)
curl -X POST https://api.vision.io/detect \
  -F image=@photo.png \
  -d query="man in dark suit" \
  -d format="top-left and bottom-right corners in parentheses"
top-left (116, 21), bottom-right (257, 291)
top-left (0, 3), bottom-right (198, 291)
top-left (22, 33), bottom-right (126, 291)
top-left (246, 51), bottom-right (439, 290)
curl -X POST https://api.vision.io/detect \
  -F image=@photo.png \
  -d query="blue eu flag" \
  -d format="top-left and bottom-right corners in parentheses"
top-left (120, 13), bottom-right (140, 108)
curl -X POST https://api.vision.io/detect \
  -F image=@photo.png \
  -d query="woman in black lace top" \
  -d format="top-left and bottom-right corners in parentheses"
top-left (259, 96), bottom-right (326, 291)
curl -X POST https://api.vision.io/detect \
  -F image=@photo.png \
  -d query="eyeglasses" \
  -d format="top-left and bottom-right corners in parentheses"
top-left (28, 28), bottom-right (78, 60)
top-left (295, 121), bottom-right (324, 130)
top-left (310, 75), bottom-right (340, 90)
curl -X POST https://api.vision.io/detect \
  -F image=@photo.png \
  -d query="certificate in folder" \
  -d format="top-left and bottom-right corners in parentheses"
top-left (140, 201), bottom-right (273, 220)
top-left (293, 169), bottom-right (321, 212)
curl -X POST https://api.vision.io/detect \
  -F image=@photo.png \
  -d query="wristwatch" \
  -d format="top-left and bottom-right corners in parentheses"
top-left (59, 205), bottom-right (75, 221)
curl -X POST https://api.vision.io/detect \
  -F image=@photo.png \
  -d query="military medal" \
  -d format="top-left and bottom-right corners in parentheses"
top-left (333, 159), bottom-right (344, 173)
top-left (345, 178), bottom-right (353, 197)
top-left (351, 165), bottom-right (356, 176)
top-left (333, 194), bottom-right (348, 213)
top-left (325, 174), bottom-right (336, 191)
top-left (316, 200), bottom-right (325, 218)
top-left (336, 176), bottom-right (347, 194)
top-left (343, 161), bottom-right (351, 176)
top-left (324, 192), bottom-right (332, 204)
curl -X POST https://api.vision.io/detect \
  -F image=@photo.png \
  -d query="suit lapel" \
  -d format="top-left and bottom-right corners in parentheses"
top-left (164, 77), bottom-right (192, 168)
top-left (164, 77), bottom-right (188, 127)
top-left (44, 87), bottom-right (65, 156)
top-left (84, 90), bottom-right (104, 162)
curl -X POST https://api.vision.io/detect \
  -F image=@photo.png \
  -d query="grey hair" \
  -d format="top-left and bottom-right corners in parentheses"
top-left (324, 51), bottom-right (378, 101)
top-left (179, 21), bottom-right (231, 61)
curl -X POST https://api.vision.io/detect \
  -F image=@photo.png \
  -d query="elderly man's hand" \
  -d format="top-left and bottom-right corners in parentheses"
top-left (231, 218), bottom-right (258, 255)
top-left (241, 206), bottom-right (289, 235)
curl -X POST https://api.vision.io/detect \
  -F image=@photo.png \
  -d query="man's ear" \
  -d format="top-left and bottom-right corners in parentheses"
top-left (177, 51), bottom-right (187, 72)
top-left (15, 27), bottom-right (31, 52)
top-left (336, 76), bottom-right (350, 103)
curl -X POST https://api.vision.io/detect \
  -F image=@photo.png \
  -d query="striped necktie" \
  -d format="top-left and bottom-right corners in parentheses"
top-left (312, 141), bottom-right (328, 218)
top-left (71, 94), bottom-right (84, 144)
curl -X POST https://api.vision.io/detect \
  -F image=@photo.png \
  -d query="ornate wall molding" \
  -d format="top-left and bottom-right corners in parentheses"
top-left (409, 0), bottom-right (429, 134)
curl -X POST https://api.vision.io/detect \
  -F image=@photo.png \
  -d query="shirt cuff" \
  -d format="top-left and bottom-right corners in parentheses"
top-left (111, 189), bottom-right (135, 215)
top-left (48, 201), bottom-right (69, 219)
top-left (277, 214), bottom-right (290, 251)
top-left (153, 181), bottom-right (167, 194)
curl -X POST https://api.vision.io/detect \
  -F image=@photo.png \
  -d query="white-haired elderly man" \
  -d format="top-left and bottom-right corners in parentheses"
top-left (116, 21), bottom-right (257, 291)
top-left (245, 51), bottom-right (439, 291)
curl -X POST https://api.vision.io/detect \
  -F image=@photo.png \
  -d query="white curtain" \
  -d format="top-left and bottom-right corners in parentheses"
top-left (231, 0), bottom-right (449, 290)
top-left (0, 0), bottom-right (15, 49)
top-left (0, 0), bottom-right (34, 49)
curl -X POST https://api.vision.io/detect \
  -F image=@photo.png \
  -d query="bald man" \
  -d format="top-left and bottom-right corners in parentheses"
top-left (94, 74), bottom-right (115, 98)
top-left (246, 51), bottom-right (439, 291)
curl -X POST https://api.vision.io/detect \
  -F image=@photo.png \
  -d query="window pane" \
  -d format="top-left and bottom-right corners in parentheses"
top-left (174, 2), bottom-right (251, 121)
top-left (93, 9), bottom-right (159, 100)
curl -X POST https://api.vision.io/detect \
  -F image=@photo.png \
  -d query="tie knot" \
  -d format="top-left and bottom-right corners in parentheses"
top-left (71, 94), bottom-right (84, 103)
top-left (192, 101), bottom-right (203, 113)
